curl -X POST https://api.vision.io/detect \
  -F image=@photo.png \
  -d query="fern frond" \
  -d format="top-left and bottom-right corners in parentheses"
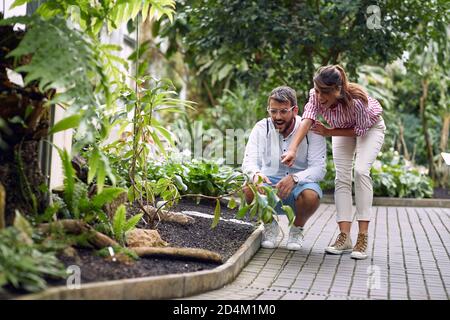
top-left (91, 187), bottom-right (126, 209)
top-left (56, 148), bottom-right (75, 215)
top-left (112, 204), bottom-right (126, 243)
top-left (124, 213), bottom-right (143, 232)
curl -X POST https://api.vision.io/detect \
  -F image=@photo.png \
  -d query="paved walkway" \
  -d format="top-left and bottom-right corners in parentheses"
top-left (185, 204), bottom-right (450, 300)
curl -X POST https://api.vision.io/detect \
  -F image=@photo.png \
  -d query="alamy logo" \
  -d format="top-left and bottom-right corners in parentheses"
top-left (66, 265), bottom-right (81, 289)
top-left (367, 265), bottom-right (381, 289)
top-left (367, 5), bottom-right (382, 30)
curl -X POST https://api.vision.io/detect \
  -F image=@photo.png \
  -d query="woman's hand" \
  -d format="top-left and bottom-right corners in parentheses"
top-left (311, 121), bottom-right (331, 136)
top-left (281, 149), bottom-right (297, 167)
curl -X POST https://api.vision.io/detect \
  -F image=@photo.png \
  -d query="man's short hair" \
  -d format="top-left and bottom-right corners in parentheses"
top-left (267, 86), bottom-right (297, 107)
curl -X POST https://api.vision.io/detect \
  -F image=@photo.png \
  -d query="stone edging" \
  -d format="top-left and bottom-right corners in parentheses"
top-left (320, 194), bottom-right (450, 208)
top-left (17, 225), bottom-right (264, 300)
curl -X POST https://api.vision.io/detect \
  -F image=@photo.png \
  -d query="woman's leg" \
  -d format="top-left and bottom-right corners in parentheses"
top-left (351, 119), bottom-right (385, 260)
top-left (354, 120), bottom-right (386, 228)
top-left (332, 136), bottom-right (357, 229)
top-left (325, 137), bottom-right (356, 255)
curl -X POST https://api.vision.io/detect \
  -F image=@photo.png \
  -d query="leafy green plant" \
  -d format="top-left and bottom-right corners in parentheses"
top-left (100, 76), bottom-right (193, 205)
top-left (11, 0), bottom-right (175, 36)
top-left (146, 158), bottom-right (245, 197)
top-left (96, 245), bottom-right (139, 261)
top-left (56, 148), bottom-right (127, 222)
top-left (232, 179), bottom-right (295, 227)
top-left (112, 205), bottom-right (143, 246)
top-left (2, 0), bottom-right (176, 195)
top-left (371, 165), bottom-right (434, 198)
top-left (0, 225), bottom-right (65, 293)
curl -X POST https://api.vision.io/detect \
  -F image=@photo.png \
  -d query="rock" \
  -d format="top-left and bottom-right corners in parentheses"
top-left (60, 246), bottom-right (82, 265)
top-left (125, 228), bottom-right (168, 248)
top-left (142, 205), bottom-right (195, 224)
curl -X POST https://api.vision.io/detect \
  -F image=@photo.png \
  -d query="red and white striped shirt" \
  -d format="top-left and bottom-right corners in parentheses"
top-left (301, 89), bottom-right (383, 136)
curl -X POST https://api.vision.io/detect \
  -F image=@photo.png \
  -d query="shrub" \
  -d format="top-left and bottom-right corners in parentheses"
top-left (0, 227), bottom-right (66, 293)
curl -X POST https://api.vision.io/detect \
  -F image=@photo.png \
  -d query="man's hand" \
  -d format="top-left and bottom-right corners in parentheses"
top-left (275, 175), bottom-right (296, 199)
top-left (281, 149), bottom-right (296, 167)
top-left (310, 121), bottom-right (331, 136)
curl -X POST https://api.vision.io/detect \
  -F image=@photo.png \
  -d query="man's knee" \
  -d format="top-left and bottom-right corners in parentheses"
top-left (296, 189), bottom-right (320, 209)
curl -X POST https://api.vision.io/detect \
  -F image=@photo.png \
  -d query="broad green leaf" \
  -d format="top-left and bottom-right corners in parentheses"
top-left (57, 148), bottom-right (74, 211)
top-left (236, 204), bottom-right (249, 219)
top-left (91, 187), bottom-right (126, 208)
top-left (173, 175), bottom-right (188, 192)
top-left (87, 149), bottom-right (100, 184)
top-left (112, 204), bottom-right (127, 241)
top-left (124, 213), bottom-right (143, 232)
top-left (10, 0), bottom-right (30, 9)
top-left (227, 197), bottom-right (237, 209)
top-left (150, 131), bottom-right (166, 156)
top-left (249, 203), bottom-right (258, 219)
top-left (49, 115), bottom-right (81, 135)
top-left (282, 205), bottom-right (295, 225)
top-left (211, 199), bottom-right (221, 229)
top-left (217, 64), bottom-right (233, 81)
top-left (96, 161), bottom-right (106, 194)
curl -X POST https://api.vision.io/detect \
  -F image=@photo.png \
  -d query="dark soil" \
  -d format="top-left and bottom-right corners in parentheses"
top-left (157, 208), bottom-right (254, 261)
top-left (0, 198), bottom-right (256, 300)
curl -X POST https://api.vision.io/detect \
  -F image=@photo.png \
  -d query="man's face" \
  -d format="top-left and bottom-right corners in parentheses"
top-left (268, 99), bottom-right (297, 135)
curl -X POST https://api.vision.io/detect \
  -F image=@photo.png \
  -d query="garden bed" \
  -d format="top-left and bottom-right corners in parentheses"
top-left (0, 198), bottom-right (256, 300)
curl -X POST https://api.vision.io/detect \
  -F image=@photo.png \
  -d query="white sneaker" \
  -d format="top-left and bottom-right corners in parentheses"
top-left (286, 225), bottom-right (304, 251)
top-left (350, 233), bottom-right (369, 260)
top-left (325, 232), bottom-right (353, 255)
top-left (261, 219), bottom-right (280, 249)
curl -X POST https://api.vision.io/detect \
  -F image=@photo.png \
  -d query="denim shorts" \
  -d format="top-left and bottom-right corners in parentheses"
top-left (264, 176), bottom-right (323, 215)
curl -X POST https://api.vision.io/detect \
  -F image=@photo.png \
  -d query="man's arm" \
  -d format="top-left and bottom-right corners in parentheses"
top-left (242, 122), bottom-right (265, 182)
top-left (293, 132), bottom-right (327, 183)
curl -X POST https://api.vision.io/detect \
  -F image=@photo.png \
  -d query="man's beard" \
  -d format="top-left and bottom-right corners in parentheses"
top-left (274, 117), bottom-right (295, 135)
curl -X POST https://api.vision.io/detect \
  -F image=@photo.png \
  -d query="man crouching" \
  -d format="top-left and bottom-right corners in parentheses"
top-left (242, 86), bottom-right (326, 250)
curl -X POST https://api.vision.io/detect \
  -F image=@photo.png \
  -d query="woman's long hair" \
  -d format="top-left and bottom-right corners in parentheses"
top-left (313, 65), bottom-right (368, 108)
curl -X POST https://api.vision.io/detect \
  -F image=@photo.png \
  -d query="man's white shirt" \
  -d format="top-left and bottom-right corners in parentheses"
top-left (242, 115), bottom-right (327, 183)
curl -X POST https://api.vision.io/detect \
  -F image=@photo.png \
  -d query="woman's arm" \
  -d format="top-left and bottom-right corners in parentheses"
top-left (311, 121), bottom-right (356, 137)
top-left (329, 128), bottom-right (356, 137)
top-left (281, 118), bottom-right (313, 166)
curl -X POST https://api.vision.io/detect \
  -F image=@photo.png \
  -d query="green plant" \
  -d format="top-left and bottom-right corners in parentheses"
top-left (195, 85), bottom-right (266, 166)
top-left (319, 159), bottom-right (336, 192)
top-left (0, 215), bottom-right (66, 293)
top-left (232, 179), bottom-right (295, 227)
top-left (100, 76), bottom-right (193, 205)
top-left (96, 245), bottom-right (139, 261)
top-left (112, 205), bottom-right (143, 246)
top-left (146, 158), bottom-right (245, 197)
top-left (56, 148), bottom-right (127, 223)
top-left (163, 0), bottom-right (449, 106)
top-left (371, 165), bottom-right (434, 198)
top-left (1, 0), bottom-right (176, 194)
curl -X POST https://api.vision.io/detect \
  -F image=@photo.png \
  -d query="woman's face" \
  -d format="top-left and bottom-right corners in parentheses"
top-left (315, 86), bottom-right (340, 108)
